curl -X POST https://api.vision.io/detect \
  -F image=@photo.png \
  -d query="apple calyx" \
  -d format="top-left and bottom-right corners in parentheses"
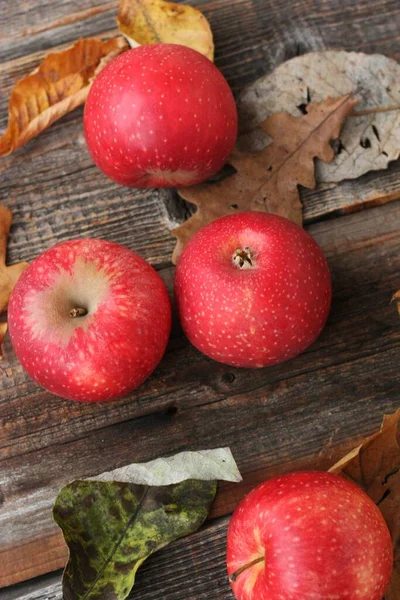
top-left (232, 247), bottom-right (253, 270)
top-left (69, 307), bottom-right (88, 318)
top-left (229, 555), bottom-right (265, 582)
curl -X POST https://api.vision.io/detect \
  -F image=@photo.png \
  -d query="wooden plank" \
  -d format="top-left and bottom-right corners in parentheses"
top-left (1, 0), bottom-right (400, 271)
top-left (1, 201), bottom-right (399, 587)
top-left (0, 2), bottom-right (118, 63)
top-left (301, 162), bottom-right (400, 223)
top-left (1, 0), bottom-right (399, 67)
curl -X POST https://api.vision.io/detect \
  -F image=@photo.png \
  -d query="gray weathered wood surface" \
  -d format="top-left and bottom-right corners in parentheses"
top-left (0, 0), bottom-right (400, 596)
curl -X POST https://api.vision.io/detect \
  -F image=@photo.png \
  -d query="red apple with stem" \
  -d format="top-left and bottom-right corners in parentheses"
top-left (174, 212), bottom-right (332, 368)
top-left (84, 43), bottom-right (238, 188)
top-left (8, 239), bottom-right (171, 402)
top-left (227, 471), bottom-right (393, 600)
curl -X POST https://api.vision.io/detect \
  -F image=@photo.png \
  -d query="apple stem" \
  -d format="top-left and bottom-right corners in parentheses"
top-left (232, 247), bottom-right (253, 269)
top-left (69, 307), bottom-right (88, 318)
top-left (229, 555), bottom-right (265, 582)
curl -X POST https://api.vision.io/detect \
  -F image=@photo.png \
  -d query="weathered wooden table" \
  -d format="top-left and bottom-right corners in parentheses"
top-left (1, 0), bottom-right (400, 598)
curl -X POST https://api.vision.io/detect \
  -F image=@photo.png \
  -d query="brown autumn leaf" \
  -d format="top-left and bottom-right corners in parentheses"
top-left (0, 206), bottom-right (28, 358)
top-left (392, 291), bottom-right (400, 316)
top-left (238, 51), bottom-right (400, 183)
top-left (0, 37), bottom-right (128, 157)
top-left (118, 0), bottom-right (214, 61)
top-left (330, 409), bottom-right (400, 600)
top-left (171, 93), bottom-right (357, 264)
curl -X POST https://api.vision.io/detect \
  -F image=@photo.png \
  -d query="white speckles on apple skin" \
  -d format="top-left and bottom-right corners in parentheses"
top-left (84, 43), bottom-right (238, 188)
top-left (8, 239), bottom-right (172, 402)
top-left (174, 212), bottom-right (332, 368)
top-left (227, 472), bottom-right (393, 600)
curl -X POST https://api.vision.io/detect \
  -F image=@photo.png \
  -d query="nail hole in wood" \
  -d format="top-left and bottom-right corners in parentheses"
top-left (222, 372), bottom-right (236, 384)
top-left (166, 405), bottom-right (179, 416)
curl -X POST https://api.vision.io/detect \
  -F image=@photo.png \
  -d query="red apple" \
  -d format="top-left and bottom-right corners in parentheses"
top-left (227, 471), bottom-right (393, 600)
top-left (84, 43), bottom-right (238, 188)
top-left (174, 212), bottom-right (331, 368)
top-left (8, 239), bottom-right (171, 402)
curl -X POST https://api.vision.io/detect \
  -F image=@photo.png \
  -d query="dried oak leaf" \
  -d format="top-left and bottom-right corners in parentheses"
top-left (238, 51), bottom-right (400, 183)
top-left (0, 37), bottom-right (128, 157)
top-left (172, 93), bottom-right (357, 263)
top-left (118, 0), bottom-right (214, 61)
top-left (0, 206), bottom-right (28, 358)
top-left (392, 291), bottom-right (400, 316)
top-left (330, 409), bottom-right (400, 600)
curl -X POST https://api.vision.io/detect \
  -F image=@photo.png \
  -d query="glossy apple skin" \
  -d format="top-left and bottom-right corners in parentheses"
top-left (84, 43), bottom-right (238, 188)
top-left (174, 212), bottom-right (332, 367)
top-left (227, 471), bottom-right (393, 600)
top-left (8, 239), bottom-right (171, 402)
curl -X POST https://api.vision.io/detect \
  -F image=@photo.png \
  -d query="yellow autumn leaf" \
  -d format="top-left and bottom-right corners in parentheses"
top-left (117, 0), bottom-right (214, 61)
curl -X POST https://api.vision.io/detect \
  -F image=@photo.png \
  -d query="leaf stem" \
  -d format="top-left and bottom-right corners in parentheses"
top-left (350, 104), bottom-right (400, 117)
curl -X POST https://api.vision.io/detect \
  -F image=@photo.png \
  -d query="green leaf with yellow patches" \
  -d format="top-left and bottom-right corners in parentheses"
top-left (54, 478), bottom-right (216, 600)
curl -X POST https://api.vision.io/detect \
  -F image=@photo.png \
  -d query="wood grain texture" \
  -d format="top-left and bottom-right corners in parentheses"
top-left (1, 0), bottom-right (400, 592)
top-left (1, 0), bottom-right (400, 271)
top-left (1, 201), bottom-right (400, 588)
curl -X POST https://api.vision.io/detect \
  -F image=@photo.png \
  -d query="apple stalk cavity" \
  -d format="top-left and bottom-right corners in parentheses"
top-left (232, 247), bottom-right (253, 269)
